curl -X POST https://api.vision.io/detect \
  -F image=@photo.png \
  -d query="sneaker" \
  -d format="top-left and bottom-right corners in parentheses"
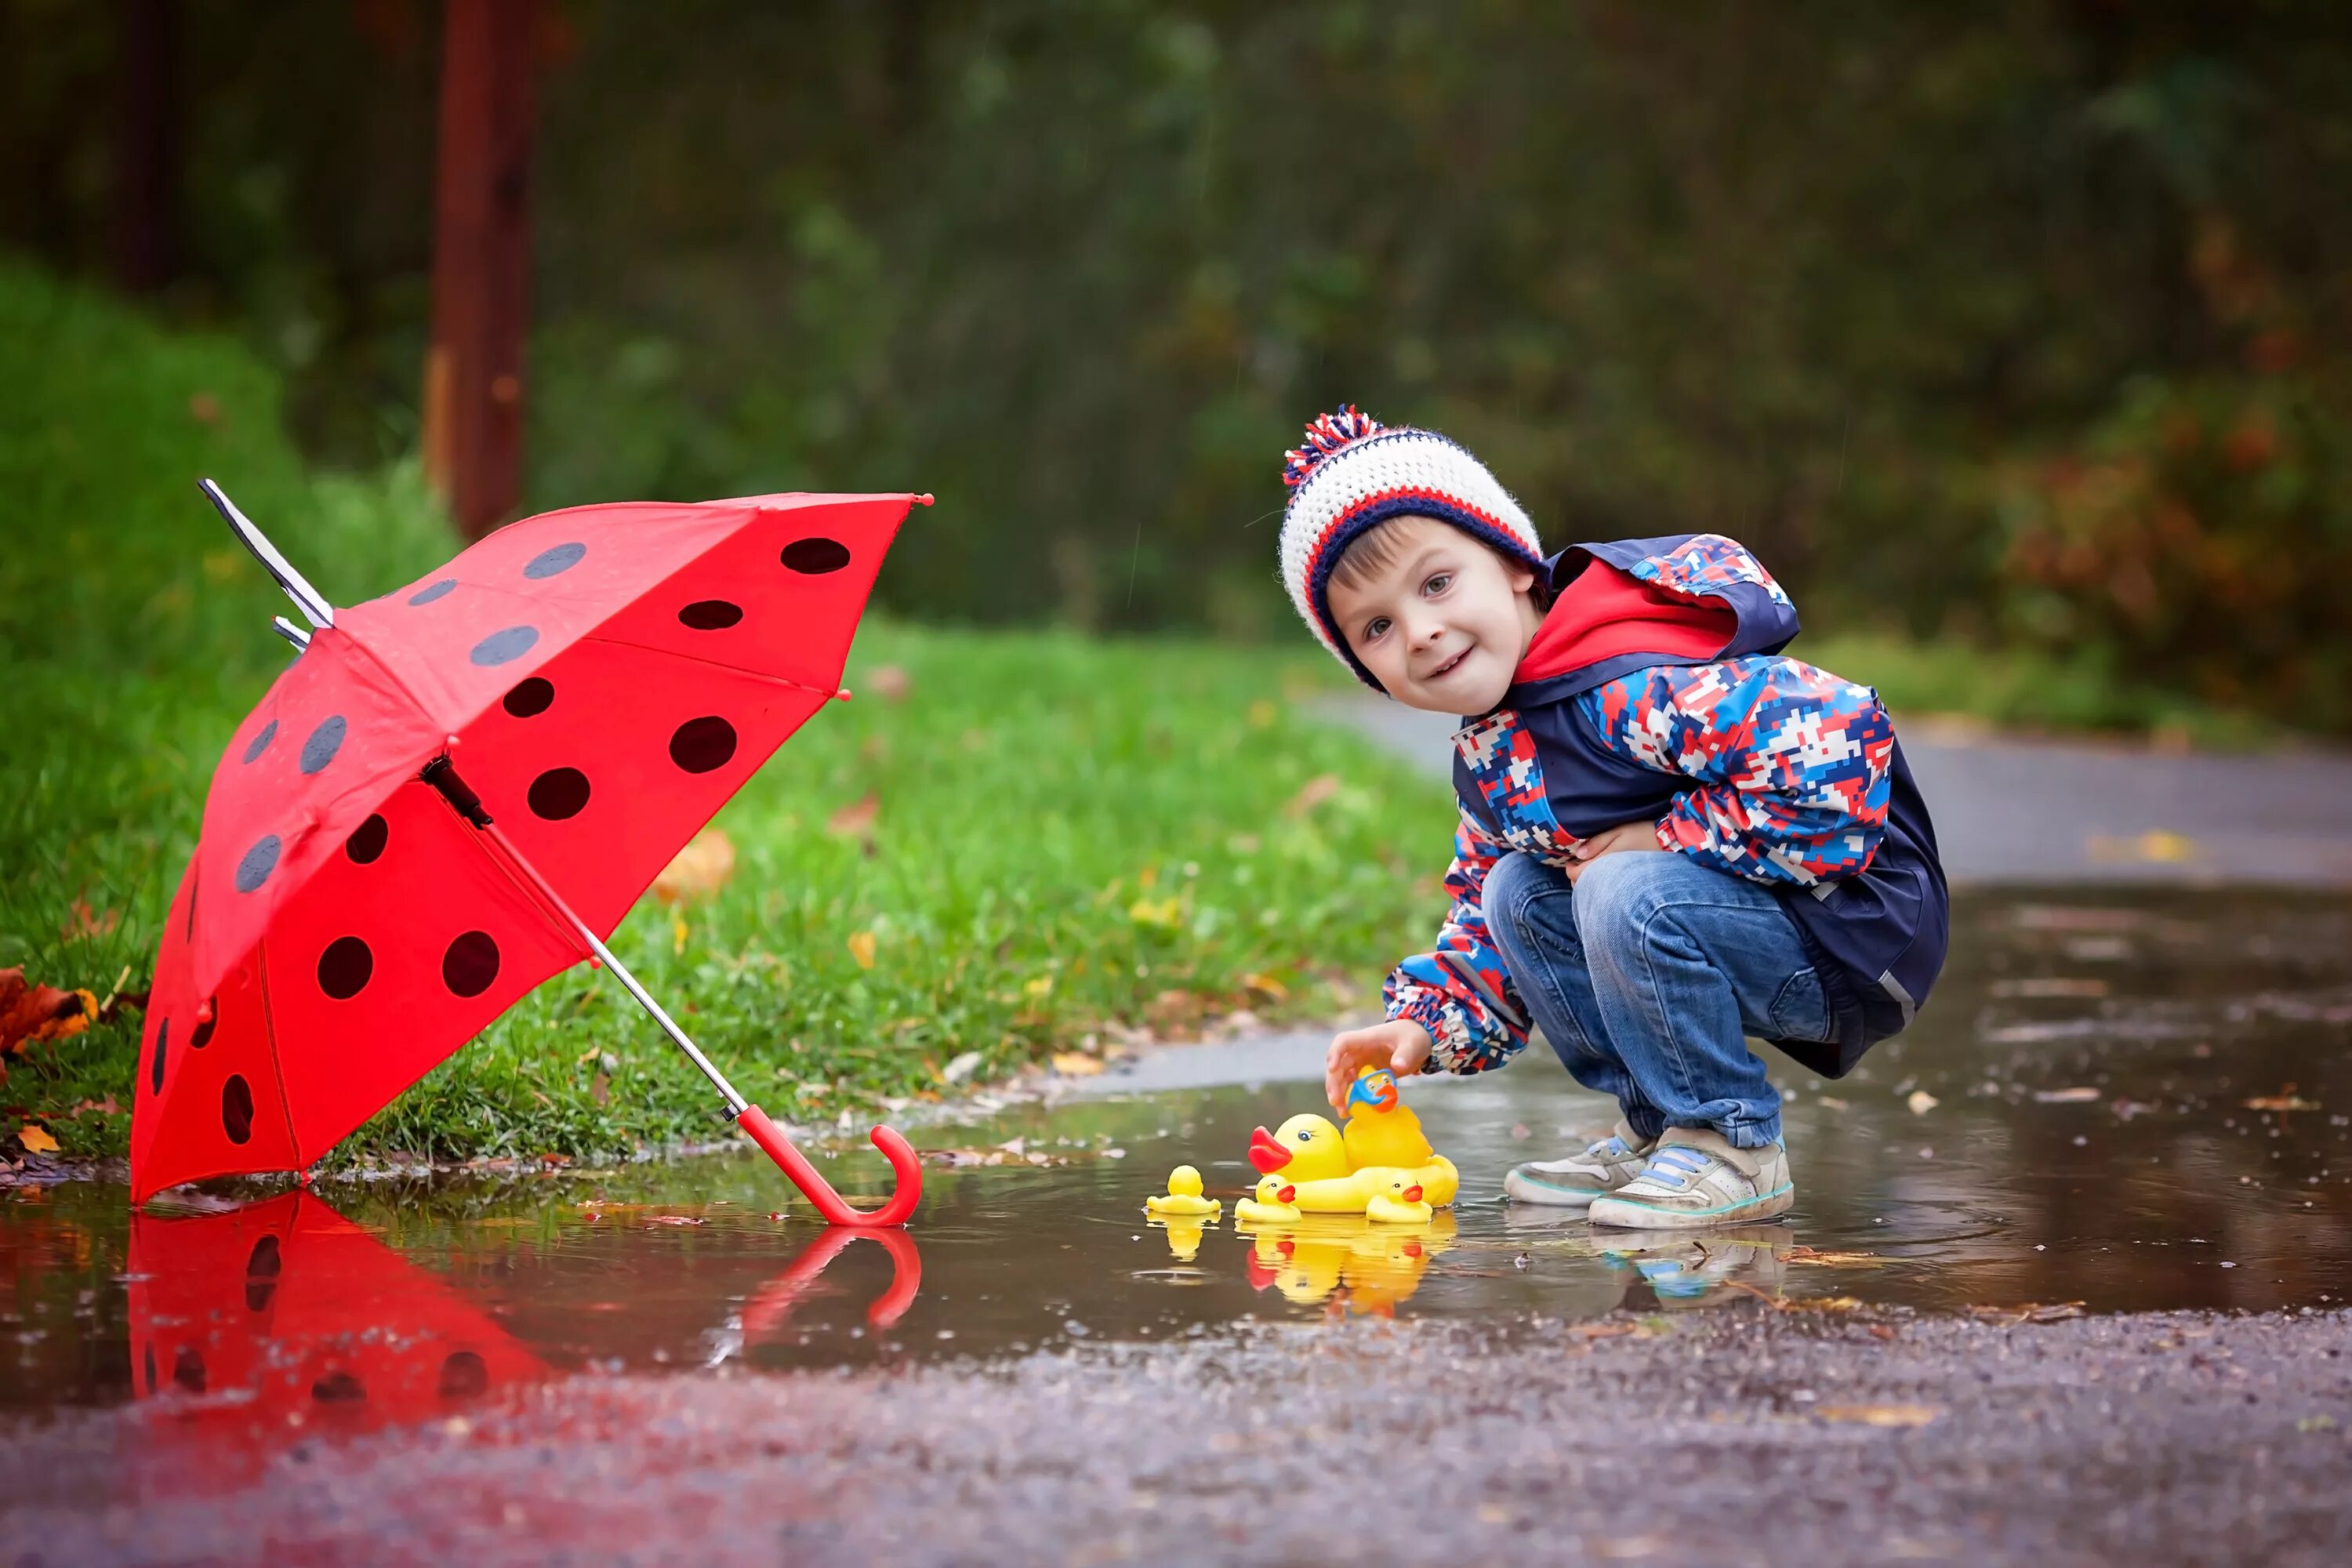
top-left (1586, 1128), bottom-right (1792, 1229)
top-left (1503, 1121), bottom-right (1657, 1209)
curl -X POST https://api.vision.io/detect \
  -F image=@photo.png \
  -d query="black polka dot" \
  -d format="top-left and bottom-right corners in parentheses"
top-left (408, 579), bottom-right (458, 606)
top-left (299, 714), bottom-right (347, 775)
top-left (221, 1074), bottom-right (255, 1145)
top-left (245, 1235), bottom-right (281, 1312)
top-left (470, 625), bottom-right (539, 666)
top-left (234, 835), bottom-right (281, 893)
top-left (442, 931), bottom-right (500, 997)
top-left (150, 1017), bottom-right (169, 1094)
top-left (669, 716), bottom-right (738, 774)
top-left (347, 814), bottom-right (388, 864)
top-left (678, 599), bottom-right (743, 630)
top-left (173, 1345), bottom-right (207, 1392)
top-left (311, 1370), bottom-right (367, 1403)
top-left (318, 937), bottom-right (373, 999)
top-left (439, 1350), bottom-right (489, 1399)
top-left (527, 767), bottom-right (590, 820)
top-left (524, 542), bottom-right (586, 579)
top-left (502, 677), bottom-right (554, 717)
top-left (781, 536), bottom-right (851, 574)
top-left (242, 720), bottom-right (278, 764)
top-left (190, 1003), bottom-right (215, 1049)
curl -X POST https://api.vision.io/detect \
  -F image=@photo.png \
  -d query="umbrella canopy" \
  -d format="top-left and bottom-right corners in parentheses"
top-left (130, 488), bottom-right (927, 1220)
top-left (127, 1191), bottom-right (547, 1492)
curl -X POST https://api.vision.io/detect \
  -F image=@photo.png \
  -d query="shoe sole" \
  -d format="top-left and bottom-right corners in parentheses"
top-left (1586, 1183), bottom-right (1794, 1230)
top-left (1502, 1170), bottom-right (1618, 1208)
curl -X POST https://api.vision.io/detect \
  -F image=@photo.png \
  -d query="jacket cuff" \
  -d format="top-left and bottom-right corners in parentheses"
top-left (1388, 989), bottom-right (1482, 1075)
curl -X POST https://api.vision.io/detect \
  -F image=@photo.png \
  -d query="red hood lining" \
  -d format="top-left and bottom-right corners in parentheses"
top-left (1513, 559), bottom-right (1740, 684)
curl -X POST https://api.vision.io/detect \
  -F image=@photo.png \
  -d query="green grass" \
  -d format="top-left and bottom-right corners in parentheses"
top-left (0, 260), bottom-right (1452, 1167)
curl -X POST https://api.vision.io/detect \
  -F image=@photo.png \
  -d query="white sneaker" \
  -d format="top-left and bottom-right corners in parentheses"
top-left (1503, 1121), bottom-right (1657, 1209)
top-left (1586, 1128), bottom-right (1792, 1230)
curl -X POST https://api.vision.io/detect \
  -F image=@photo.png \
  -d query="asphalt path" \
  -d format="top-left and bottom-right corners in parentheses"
top-left (1327, 696), bottom-right (2352, 887)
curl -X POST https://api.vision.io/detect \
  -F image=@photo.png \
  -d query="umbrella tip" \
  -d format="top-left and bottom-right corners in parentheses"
top-left (834, 688), bottom-right (852, 702)
top-left (914, 493), bottom-right (935, 507)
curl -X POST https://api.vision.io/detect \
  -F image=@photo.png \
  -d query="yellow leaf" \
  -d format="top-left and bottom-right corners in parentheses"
top-left (652, 829), bottom-right (735, 904)
top-left (1050, 1052), bottom-right (1105, 1077)
top-left (1022, 975), bottom-right (1054, 999)
top-left (16, 1124), bottom-right (58, 1154)
top-left (1247, 699), bottom-right (1279, 728)
top-left (847, 931), bottom-right (877, 969)
top-left (1127, 897), bottom-right (1181, 930)
top-left (671, 909), bottom-right (690, 955)
top-left (1816, 1404), bottom-right (1938, 1428)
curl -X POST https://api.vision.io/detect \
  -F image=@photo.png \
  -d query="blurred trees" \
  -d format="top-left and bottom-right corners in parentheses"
top-left (4, 0), bottom-right (2348, 725)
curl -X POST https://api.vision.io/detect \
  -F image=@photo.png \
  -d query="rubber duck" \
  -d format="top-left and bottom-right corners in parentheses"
top-left (1246, 1114), bottom-right (1350, 1184)
top-left (1144, 1164), bottom-right (1222, 1220)
top-left (1233, 1174), bottom-right (1301, 1225)
top-left (1341, 1067), bottom-right (1436, 1168)
top-left (1246, 1101), bottom-right (1459, 1214)
top-left (1364, 1171), bottom-right (1434, 1225)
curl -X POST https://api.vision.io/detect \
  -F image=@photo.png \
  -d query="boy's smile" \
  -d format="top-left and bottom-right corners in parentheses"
top-left (1325, 514), bottom-right (1548, 715)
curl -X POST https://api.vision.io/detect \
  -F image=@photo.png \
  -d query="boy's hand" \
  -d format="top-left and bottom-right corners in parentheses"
top-left (1566, 818), bottom-right (1668, 885)
top-left (1325, 1019), bottom-right (1433, 1109)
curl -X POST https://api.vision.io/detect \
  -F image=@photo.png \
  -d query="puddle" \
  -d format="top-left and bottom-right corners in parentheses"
top-left (5, 889), bottom-right (2350, 1454)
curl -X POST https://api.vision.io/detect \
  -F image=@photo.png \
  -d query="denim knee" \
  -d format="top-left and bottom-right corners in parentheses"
top-left (1567, 851), bottom-right (1679, 968)
top-left (1477, 851), bottom-right (1554, 972)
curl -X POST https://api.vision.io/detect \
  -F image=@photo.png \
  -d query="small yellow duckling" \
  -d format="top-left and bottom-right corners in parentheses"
top-left (1144, 1164), bottom-right (1222, 1221)
top-left (1233, 1174), bottom-right (1301, 1225)
top-left (1364, 1171), bottom-right (1434, 1225)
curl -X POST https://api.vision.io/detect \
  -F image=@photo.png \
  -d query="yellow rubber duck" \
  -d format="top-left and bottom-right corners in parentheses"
top-left (1247, 1085), bottom-right (1460, 1215)
top-left (1364, 1170), bottom-right (1435, 1225)
top-left (1341, 1066), bottom-right (1435, 1167)
top-left (1143, 1164), bottom-right (1222, 1221)
top-left (1233, 1174), bottom-right (1301, 1225)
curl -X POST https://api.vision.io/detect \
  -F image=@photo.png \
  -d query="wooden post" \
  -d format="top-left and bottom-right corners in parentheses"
top-left (423, 0), bottom-right (538, 538)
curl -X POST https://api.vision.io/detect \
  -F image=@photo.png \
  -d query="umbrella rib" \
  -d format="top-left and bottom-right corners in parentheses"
top-left (252, 941), bottom-right (309, 1174)
top-left (577, 634), bottom-right (845, 702)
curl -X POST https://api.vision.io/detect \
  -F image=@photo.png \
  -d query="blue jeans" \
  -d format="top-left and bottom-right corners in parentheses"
top-left (1479, 851), bottom-right (1830, 1150)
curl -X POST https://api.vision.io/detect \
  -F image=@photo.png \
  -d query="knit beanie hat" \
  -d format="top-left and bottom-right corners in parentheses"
top-left (1276, 407), bottom-right (1546, 689)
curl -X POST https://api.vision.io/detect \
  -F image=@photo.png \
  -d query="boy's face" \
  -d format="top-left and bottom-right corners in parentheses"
top-left (1326, 515), bottom-right (1545, 714)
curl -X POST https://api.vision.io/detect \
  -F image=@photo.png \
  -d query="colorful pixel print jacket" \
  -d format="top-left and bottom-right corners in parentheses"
top-left (1385, 534), bottom-right (1948, 1080)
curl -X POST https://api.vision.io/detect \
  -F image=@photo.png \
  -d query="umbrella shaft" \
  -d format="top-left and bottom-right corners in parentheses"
top-left (479, 822), bottom-right (748, 1115)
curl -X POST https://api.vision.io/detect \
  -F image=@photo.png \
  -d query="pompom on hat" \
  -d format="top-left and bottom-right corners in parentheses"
top-left (1276, 406), bottom-right (1545, 689)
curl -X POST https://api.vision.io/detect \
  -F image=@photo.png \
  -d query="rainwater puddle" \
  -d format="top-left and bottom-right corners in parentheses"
top-left (5, 889), bottom-right (2350, 1461)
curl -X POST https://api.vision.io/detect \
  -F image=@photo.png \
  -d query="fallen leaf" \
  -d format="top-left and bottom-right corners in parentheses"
top-left (645, 1215), bottom-right (706, 1227)
top-left (1967, 1301), bottom-right (2085, 1324)
top-left (2244, 1089), bottom-right (2321, 1112)
top-left (1023, 975), bottom-right (1054, 1000)
top-left (847, 931), bottom-right (877, 969)
top-left (863, 665), bottom-right (912, 702)
top-left (826, 793), bottom-right (880, 838)
top-left (1906, 1090), bottom-right (1938, 1115)
top-left (1786, 1296), bottom-right (1867, 1313)
top-left (62, 898), bottom-right (120, 942)
top-left (1239, 971), bottom-right (1289, 1002)
top-left (670, 909), bottom-right (691, 955)
top-left (1783, 1247), bottom-right (1886, 1268)
top-left (1816, 1096), bottom-right (1850, 1110)
top-left (0, 968), bottom-right (98, 1058)
top-left (1816, 1403), bottom-right (1938, 1427)
top-left (1051, 1051), bottom-right (1105, 1076)
top-left (1283, 773), bottom-right (1342, 818)
top-left (1127, 896), bottom-right (1182, 930)
top-left (941, 1050), bottom-right (983, 1084)
top-left (590, 1071), bottom-right (612, 1106)
top-left (652, 828), bottom-right (735, 904)
top-left (2033, 1087), bottom-right (2102, 1103)
top-left (16, 1124), bottom-right (59, 1155)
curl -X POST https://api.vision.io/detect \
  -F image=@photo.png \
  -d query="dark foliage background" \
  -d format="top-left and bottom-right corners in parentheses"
top-left (7, 0), bottom-right (2348, 725)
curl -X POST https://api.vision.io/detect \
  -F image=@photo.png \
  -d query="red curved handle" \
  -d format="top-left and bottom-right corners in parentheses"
top-left (737, 1105), bottom-right (924, 1228)
top-left (740, 1226), bottom-right (924, 1337)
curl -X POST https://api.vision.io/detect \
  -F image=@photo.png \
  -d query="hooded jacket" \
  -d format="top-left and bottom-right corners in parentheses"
top-left (1385, 533), bottom-right (1947, 1080)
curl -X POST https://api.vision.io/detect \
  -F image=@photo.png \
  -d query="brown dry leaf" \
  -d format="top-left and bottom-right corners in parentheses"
top-left (590, 1071), bottom-right (612, 1107)
top-left (16, 1125), bottom-right (59, 1155)
top-left (70, 1097), bottom-right (122, 1119)
top-left (645, 1215), bottom-right (706, 1227)
top-left (2033, 1087), bottom-right (2102, 1103)
top-left (827, 793), bottom-right (880, 838)
top-left (1787, 1296), bottom-right (1866, 1313)
top-left (847, 931), bottom-right (877, 970)
top-left (62, 898), bottom-right (120, 942)
top-left (1239, 971), bottom-right (1289, 1003)
top-left (2244, 1089), bottom-right (2321, 1112)
top-left (1783, 1247), bottom-right (1886, 1269)
top-left (652, 829), bottom-right (736, 905)
top-left (0, 967), bottom-right (98, 1057)
top-left (1816, 1403), bottom-right (1938, 1428)
top-left (1568, 1322), bottom-right (1639, 1341)
top-left (863, 665), bottom-right (912, 702)
top-left (1283, 773), bottom-right (1342, 818)
top-left (1050, 1051), bottom-right (1105, 1077)
top-left (1967, 1301), bottom-right (2085, 1325)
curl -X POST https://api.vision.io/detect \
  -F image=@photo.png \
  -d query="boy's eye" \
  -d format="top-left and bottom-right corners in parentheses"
top-left (1422, 573), bottom-right (1451, 596)
top-left (1362, 616), bottom-right (1391, 642)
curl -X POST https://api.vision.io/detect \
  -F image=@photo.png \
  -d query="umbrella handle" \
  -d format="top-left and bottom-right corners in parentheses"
top-left (738, 1105), bottom-right (924, 1229)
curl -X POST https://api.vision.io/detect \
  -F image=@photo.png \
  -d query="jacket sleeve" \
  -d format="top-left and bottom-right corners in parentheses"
top-left (1384, 813), bottom-right (1534, 1074)
top-left (1580, 655), bottom-right (1895, 887)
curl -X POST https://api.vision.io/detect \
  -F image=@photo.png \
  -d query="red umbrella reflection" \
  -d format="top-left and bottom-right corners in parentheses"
top-left (127, 1192), bottom-right (546, 1490)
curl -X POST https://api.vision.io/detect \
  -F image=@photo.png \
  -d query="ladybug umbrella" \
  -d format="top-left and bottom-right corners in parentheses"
top-left (128, 481), bottom-right (927, 1225)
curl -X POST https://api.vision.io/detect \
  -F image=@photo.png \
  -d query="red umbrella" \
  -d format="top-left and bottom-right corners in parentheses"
top-left (129, 482), bottom-right (927, 1225)
top-left (127, 1191), bottom-right (548, 1491)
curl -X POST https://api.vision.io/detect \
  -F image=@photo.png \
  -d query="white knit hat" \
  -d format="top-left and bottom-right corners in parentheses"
top-left (1277, 407), bottom-right (1544, 689)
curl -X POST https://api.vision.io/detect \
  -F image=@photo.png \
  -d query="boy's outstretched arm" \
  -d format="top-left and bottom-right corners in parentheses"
top-left (1582, 656), bottom-right (1896, 886)
top-left (1367, 815), bottom-right (1534, 1081)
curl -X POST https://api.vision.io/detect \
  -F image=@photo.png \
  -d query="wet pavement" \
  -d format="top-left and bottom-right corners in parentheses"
top-left (5, 887), bottom-right (2352, 1563)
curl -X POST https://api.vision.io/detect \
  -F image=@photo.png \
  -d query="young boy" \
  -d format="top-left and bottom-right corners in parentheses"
top-left (1279, 408), bottom-right (1947, 1229)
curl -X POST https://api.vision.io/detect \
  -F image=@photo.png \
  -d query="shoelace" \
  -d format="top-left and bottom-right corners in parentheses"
top-left (1636, 1145), bottom-right (1715, 1190)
